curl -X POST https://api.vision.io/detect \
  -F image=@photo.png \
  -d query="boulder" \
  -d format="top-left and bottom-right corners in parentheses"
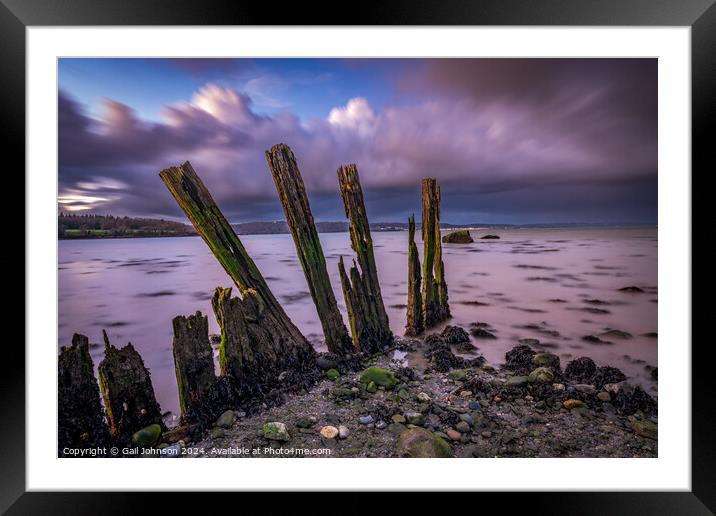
top-left (527, 367), bottom-right (554, 383)
top-left (131, 424), bottom-right (162, 448)
top-left (442, 230), bottom-right (474, 244)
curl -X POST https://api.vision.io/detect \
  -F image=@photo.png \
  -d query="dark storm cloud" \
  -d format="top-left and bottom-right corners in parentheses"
top-left (58, 59), bottom-right (657, 223)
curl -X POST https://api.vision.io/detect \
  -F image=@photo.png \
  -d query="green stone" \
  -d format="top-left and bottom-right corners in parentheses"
top-left (263, 421), bottom-right (290, 442)
top-left (396, 427), bottom-right (454, 458)
top-left (326, 369), bottom-right (340, 381)
top-left (527, 367), bottom-right (554, 384)
top-left (360, 367), bottom-right (397, 389)
top-left (505, 375), bottom-right (529, 387)
top-left (131, 424), bottom-right (162, 448)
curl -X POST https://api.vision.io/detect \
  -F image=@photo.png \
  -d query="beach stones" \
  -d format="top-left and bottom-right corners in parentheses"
top-left (325, 368), bottom-right (340, 381)
top-left (360, 367), bottom-right (397, 389)
top-left (505, 375), bottom-right (528, 387)
top-left (319, 425), bottom-right (339, 439)
top-left (396, 427), bottom-right (453, 458)
top-left (131, 424), bottom-right (162, 447)
top-left (216, 410), bottom-right (235, 428)
top-left (532, 352), bottom-right (560, 368)
top-left (263, 421), bottom-right (290, 441)
top-left (630, 419), bottom-right (657, 440)
top-left (442, 230), bottom-right (473, 244)
top-left (563, 399), bottom-right (586, 410)
top-left (528, 367), bottom-right (554, 384)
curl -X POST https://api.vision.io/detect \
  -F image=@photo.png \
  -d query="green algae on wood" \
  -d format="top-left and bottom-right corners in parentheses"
top-left (172, 311), bottom-right (215, 419)
top-left (337, 164), bottom-right (393, 353)
top-left (405, 214), bottom-right (424, 336)
top-left (211, 286), bottom-right (318, 401)
top-left (265, 144), bottom-right (353, 356)
top-left (421, 178), bottom-right (451, 328)
top-left (159, 161), bottom-right (313, 355)
top-left (58, 333), bottom-right (111, 454)
top-left (97, 330), bottom-right (164, 442)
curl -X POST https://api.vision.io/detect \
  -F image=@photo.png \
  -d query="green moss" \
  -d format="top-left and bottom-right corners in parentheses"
top-left (326, 368), bottom-right (340, 381)
top-left (527, 367), bottom-right (554, 384)
top-left (131, 424), bottom-right (162, 447)
top-left (360, 367), bottom-right (397, 389)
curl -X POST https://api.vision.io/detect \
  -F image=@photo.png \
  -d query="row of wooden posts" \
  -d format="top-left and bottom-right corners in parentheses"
top-left (58, 143), bottom-right (451, 452)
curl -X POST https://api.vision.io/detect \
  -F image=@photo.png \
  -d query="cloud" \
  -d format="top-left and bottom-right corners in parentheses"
top-left (59, 60), bottom-right (657, 224)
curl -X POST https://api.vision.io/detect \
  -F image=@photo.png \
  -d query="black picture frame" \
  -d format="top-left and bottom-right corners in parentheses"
top-left (4, 0), bottom-right (712, 511)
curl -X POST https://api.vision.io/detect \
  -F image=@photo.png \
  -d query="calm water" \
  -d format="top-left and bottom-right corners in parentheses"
top-left (59, 227), bottom-right (658, 415)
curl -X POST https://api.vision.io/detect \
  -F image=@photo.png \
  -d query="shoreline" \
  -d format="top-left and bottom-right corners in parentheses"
top-left (167, 332), bottom-right (657, 459)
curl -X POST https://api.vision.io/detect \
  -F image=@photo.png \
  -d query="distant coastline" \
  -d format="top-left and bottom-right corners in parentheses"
top-left (58, 213), bottom-right (656, 240)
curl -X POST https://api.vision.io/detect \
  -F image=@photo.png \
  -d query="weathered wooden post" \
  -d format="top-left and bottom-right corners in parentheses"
top-left (172, 311), bottom-right (215, 420)
top-left (264, 144), bottom-right (353, 355)
top-left (98, 331), bottom-right (164, 441)
top-left (405, 214), bottom-right (424, 336)
top-left (212, 286), bottom-right (318, 399)
top-left (58, 333), bottom-right (110, 454)
top-left (337, 164), bottom-right (393, 353)
top-left (159, 161), bottom-right (316, 367)
top-left (421, 178), bottom-right (451, 327)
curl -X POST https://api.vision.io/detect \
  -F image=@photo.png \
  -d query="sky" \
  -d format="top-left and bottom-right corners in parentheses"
top-left (58, 58), bottom-right (657, 225)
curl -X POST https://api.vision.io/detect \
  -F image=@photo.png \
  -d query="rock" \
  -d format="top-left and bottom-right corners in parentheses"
top-left (591, 366), bottom-right (627, 389)
top-left (392, 414), bottom-right (406, 424)
top-left (582, 335), bottom-right (612, 345)
top-left (481, 234), bottom-right (500, 239)
top-left (442, 230), bottom-right (474, 244)
top-left (618, 286), bottom-right (645, 293)
top-left (319, 425), bottom-right (339, 439)
top-left (441, 325), bottom-right (471, 344)
top-left (375, 420), bottom-right (387, 430)
top-left (599, 329), bottom-right (633, 340)
top-left (448, 369), bottom-right (468, 381)
top-left (563, 399), bottom-right (586, 410)
top-left (553, 383), bottom-right (565, 391)
top-left (527, 367), bottom-right (554, 384)
top-left (296, 416), bottom-right (316, 429)
top-left (455, 421), bottom-right (471, 433)
top-left (446, 429), bottom-right (462, 441)
top-left (338, 425), bottom-right (350, 439)
top-left (359, 415), bottom-right (375, 425)
top-left (504, 344), bottom-right (537, 374)
top-left (360, 367), bottom-right (397, 389)
top-left (366, 381), bottom-right (377, 393)
top-left (564, 357), bottom-right (597, 382)
top-left (316, 355), bottom-right (339, 370)
top-left (574, 384), bottom-right (596, 394)
top-left (398, 388), bottom-right (411, 400)
top-left (470, 327), bottom-right (497, 339)
top-left (405, 411), bottom-right (425, 426)
top-left (505, 375), bottom-right (528, 387)
top-left (325, 368), bottom-right (340, 381)
top-left (131, 424), bottom-right (162, 447)
top-left (416, 392), bottom-right (431, 403)
top-left (332, 387), bottom-right (356, 399)
top-left (597, 391), bottom-right (611, 402)
top-left (396, 427), bottom-right (453, 458)
top-left (263, 422), bottom-right (290, 441)
top-left (481, 431), bottom-right (492, 438)
top-left (604, 383), bottom-right (620, 394)
top-left (532, 352), bottom-right (560, 368)
top-left (459, 390), bottom-right (473, 398)
top-left (461, 413), bottom-right (476, 425)
top-left (630, 419), bottom-right (657, 440)
top-left (210, 426), bottom-right (225, 439)
top-left (216, 410), bottom-right (235, 428)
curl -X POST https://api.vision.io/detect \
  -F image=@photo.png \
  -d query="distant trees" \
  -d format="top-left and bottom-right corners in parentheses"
top-left (58, 212), bottom-right (195, 239)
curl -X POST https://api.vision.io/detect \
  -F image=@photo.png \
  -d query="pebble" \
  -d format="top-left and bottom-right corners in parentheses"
top-left (404, 411), bottom-right (425, 426)
top-left (553, 383), bottom-right (565, 391)
top-left (416, 392), bottom-right (431, 402)
top-left (391, 414), bottom-right (406, 424)
top-left (216, 410), bottom-right (235, 428)
top-left (459, 413), bottom-right (474, 425)
top-left (455, 421), bottom-right (471, 433)
top-left (338, 425), bottom-right (350, 439)
top-left (574, 384), bottom-right (596, 394)
top-left (319, 425), bottom-right (339, 439)
top-left (359, 415), bottom-right (374, 425)
top-left (481, 431), bottom-right (492, 438)
top-left (597, 391), bottom-right (611, 402)
top-left (446, 429), bottom-right (462, 441)
top-left (459, 390), bottom-right (473, 398)
top-left (210, 426), bottom-right (225, 439)
top-left (375, 420), bottom-right (387, 430)
top-left (563, 399), bottom-right (586, 410)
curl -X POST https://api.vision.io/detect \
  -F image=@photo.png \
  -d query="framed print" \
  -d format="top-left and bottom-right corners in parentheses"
top-left (5, 0), bottom-right (713, 511)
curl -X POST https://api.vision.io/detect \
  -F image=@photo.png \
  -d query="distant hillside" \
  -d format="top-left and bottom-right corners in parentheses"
top-left (58, 213), bottom-right (196, 239)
